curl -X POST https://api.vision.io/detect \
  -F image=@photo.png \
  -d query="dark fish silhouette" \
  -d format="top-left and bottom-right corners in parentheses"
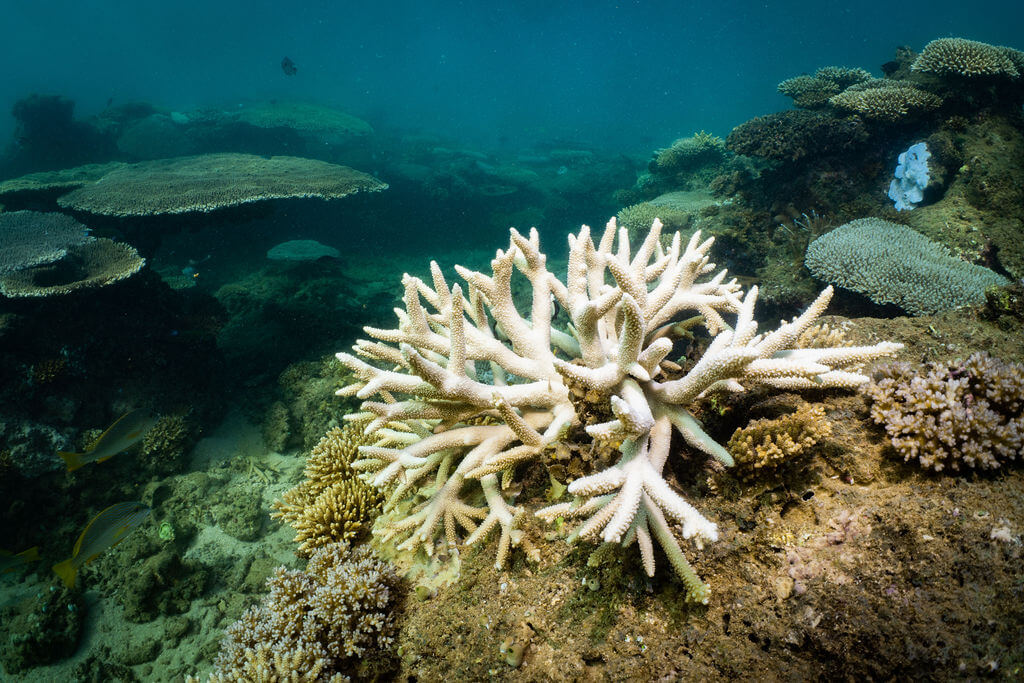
top-left (281, 56), bottom-right (297, 76)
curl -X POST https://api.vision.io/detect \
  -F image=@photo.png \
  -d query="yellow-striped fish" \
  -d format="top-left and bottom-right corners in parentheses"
top-left (1, 546), bottom-right (40, 575)
top-left (57, 409), bottom-right (158, 472)
top-left (52, 501), bottom-right (151, 588)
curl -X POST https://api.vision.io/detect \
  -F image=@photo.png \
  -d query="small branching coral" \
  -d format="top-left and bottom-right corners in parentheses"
top-left (727, 403), bottom-right (833, 481)
top-left (336, 219), bottom-right (901, 603)
top-left (864, 353), bottom-right (1023, 471)
top-left (204, 543), bottom-right (400, 682)
top-left (272, 425), bottom-right (384, 557)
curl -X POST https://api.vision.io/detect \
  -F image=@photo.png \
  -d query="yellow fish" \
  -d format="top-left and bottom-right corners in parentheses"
top-left (0, 546), bottom-right (40, 575)
top-left (52, 501), bottom-right (151, 588)
top-left (57, 409), bottom-right (158, 472)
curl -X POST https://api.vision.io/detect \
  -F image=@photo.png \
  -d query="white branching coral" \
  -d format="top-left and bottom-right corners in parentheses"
top-left (336, 219), bottom-right (901, 603)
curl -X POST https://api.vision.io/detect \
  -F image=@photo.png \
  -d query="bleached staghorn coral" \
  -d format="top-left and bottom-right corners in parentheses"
top-left (337, 219), bottom-right (902, 603)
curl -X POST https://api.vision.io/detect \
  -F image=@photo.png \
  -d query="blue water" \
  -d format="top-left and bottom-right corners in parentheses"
top-left (4, 0), bottom-right (1021, 152)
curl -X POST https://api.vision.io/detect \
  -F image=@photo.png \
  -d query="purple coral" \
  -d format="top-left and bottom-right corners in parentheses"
top-left (210, 543), bottom-right (400, 680)
top-left (863, 353), bottom-right (1023, 471)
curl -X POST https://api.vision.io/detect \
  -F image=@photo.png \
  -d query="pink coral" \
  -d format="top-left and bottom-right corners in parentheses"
top-left (863, 353), bottom-right (1024, 471)
top-left (209, 543), bottom-right (400, 681)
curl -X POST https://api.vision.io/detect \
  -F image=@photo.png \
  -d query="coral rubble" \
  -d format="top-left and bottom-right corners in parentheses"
top-left (337, 218), bottom-right (901, 602)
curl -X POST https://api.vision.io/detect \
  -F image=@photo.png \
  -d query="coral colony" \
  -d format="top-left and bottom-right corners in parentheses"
top-left (888, 142), bottom-right (931, 211)
top-left (336, 218), bottom-right (901, 603)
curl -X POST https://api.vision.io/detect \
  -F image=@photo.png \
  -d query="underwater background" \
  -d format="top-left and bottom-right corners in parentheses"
top-left (1, 0), bottom-right (1023, 680)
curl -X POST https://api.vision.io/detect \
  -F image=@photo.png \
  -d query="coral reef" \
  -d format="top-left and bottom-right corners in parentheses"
top-left (232, 102), bottom-right (373, 143)
top-left (0, 418), bottom-right (69, 477)
top-left (981, 280), bottom-right (1024, 330)
top-left (828, 81), bottom-right (942, 122)
top-left (117, 113), bottom-right (198, 160)
top-left (863, 352), bottom-right (1023, 471)
top-left (0, 585), bottom-right (85, 674)
top-left (207, 543), bottom-right (401, 681)
top-left (272, 425), bottom-right (384, 556)
top-left (805, 218), bottom-right (1009, 315)
top-left (120, 548), bottom-right (209, 622)
top-left (1, 94), bottom-right (116, 177)
top-left (266, 355), bottom-right (371, 451)
top-left (725, 110), bottom-right (868, 163)
top-left (56, 153), bottom-right (387, 217)
top-left (727, 402), bottom-right (833, 480)
top-left (214, 262), bottom-right (376, 383)
top-left (911, 38), bottom-right (1020, 78)
top-left (337, 219), bottom-right (901, 603)
top-left (777, 66), bottom-right (872, 109)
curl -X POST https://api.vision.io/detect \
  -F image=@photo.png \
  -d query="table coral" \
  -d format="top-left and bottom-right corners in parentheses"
top-left (337, 218), bottom-right (901, 603)
top-left (912, 38), bottom-right (1020, 78)
top-left (805, 218), bottom-right (1009, 315)
top-left (829, 81), bottom-right (942, 122)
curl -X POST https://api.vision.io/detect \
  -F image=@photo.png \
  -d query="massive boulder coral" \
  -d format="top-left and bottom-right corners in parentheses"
top-left (336, 219), bottom-right (901, 603)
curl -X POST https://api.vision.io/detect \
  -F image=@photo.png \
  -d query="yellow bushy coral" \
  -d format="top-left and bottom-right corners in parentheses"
top-left (728, 403), bottom-right (833, 479)
top-left (272, 425), bottom-right (383, 556)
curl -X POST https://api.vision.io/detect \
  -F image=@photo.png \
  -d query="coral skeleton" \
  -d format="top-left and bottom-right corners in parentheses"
top-left (336, 219), bottom-right (901, 603)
